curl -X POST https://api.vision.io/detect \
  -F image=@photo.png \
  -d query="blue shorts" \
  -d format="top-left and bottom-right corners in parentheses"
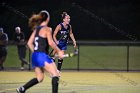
top-left (57, 41), bottom-right (67, 50)
top-left (32, 52), bottom-right (53, 68)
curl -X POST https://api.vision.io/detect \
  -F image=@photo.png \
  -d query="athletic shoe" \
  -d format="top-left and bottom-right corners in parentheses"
top-left (16, 87), bottom-right (25, 93)
top-left (0, 66), bottom-right (4, 71)
top-left (20, 67), bottom-right (24, 70)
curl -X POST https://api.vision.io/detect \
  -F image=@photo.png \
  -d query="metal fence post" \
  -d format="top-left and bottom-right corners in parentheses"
top-left (127, 45), bottom-right (130, 72)
top-left (77, 44), bottom-right (80, 71)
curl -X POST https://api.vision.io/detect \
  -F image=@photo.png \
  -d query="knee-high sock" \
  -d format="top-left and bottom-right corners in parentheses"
top-left (57, 59), bottom-right (63, 71)
top-left (52, 77), bottom-right (59, 93)
top-left (23, 78), bottom-right (39, 91)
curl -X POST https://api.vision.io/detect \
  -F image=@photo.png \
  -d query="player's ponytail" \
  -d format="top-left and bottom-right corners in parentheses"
top-left (29, 14), bottom-right (42, 30)
top-left (29, 10), bottom-right (50, 30)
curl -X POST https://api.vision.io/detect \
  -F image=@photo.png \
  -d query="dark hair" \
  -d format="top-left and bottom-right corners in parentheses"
top-left (61, 12), bottom-right (68, 20)
top-left (29, 10), bottom-right (50, 30)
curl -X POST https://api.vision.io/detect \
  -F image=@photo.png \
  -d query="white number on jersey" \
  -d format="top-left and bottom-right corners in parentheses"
top-left (34, 37), bottom-right (39, 50)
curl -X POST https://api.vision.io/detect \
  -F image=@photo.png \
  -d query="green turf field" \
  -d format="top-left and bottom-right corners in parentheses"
top-left (4, 45), bottom-right (30, 68)
top-left (1, 45), bottom-right (140, 93)
top-left (4, 45), bottom-right (140, 71)
top-left (0, 71), bottom-right (140, 93)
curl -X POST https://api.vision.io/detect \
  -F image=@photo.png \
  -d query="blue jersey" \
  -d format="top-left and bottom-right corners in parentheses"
top-left (57, 23), bottom-right (70, 50)
top-left (32, 26), bottom-right (53, 68)
top-left (57, 23), bottom-right (70, 43)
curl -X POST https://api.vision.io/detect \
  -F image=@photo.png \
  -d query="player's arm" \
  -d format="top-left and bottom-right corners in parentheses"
top-left (69, 25), bottom-right (76, 48)
top-left (46, 27), bottom-right (64, 58)
top-left (4, 33), bottom-right (8, 45)
top-left (53, 24), bottom-right (61, 44)
top-left (27, 30), bottom-right (36, 52)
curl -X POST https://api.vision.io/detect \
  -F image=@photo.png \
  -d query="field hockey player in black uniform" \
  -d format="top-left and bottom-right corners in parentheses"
top-left (16, 10), bottom-right (64, 93)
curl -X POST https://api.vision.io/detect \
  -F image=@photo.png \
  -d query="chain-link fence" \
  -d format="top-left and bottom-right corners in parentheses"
top-left (4, 41), bottom-right (140, 71)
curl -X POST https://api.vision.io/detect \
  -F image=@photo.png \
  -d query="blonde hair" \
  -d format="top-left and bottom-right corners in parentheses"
top-left (28, 10), bottom-right (50, 30)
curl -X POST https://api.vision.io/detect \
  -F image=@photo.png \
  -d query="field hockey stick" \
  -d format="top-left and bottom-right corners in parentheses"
top-left (49, 32), bottom-right (68, 55)
top-left (52, 48), bottom-right (79, 58)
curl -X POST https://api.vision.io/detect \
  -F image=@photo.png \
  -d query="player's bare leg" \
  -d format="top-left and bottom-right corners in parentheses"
top-left (44, 62), bottom-right (59, 93)
top-left (16, 67), bottom-right (43, 93)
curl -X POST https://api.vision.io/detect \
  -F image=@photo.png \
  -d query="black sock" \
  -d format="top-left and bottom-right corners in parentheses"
top-left (57, 59), bottom-right (63, 71)
top-left (23, 78), bottom-right (39, 91)
top-left (52, 77), bottom-right (59, 93)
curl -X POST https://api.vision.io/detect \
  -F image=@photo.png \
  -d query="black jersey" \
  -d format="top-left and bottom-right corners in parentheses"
top-left (57, 23), bottom-right (70, 42)
top-left (13, 32), bottom-right (25, 47)
top-left (34, 26), bottom-right (49, 53)
top-left (0, 33), bottom-right (8, 47)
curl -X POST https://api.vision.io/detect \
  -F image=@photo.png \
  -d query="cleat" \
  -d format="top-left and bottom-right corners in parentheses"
top-left (20, 67), bottom-right (24, 70)
top-left (16, 87), bottom-right (25, 93)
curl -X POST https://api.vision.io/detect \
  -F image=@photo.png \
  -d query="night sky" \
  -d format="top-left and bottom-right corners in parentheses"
top-left (0, 0), bottom-right (140, 41)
